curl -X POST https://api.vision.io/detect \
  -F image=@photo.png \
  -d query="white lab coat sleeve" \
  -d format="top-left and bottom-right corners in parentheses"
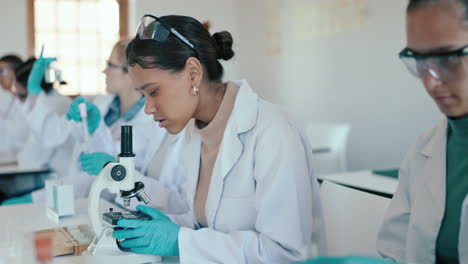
top-left (177, 121), bottom-right (318, 263)
top-left (23, 92), bottom-right (72, 149)
top-left (0, 118), bottom-right (28, 152)
top-left (168, 213), bottom-right (197, 230)
top-left (27, 111), bottom-right (73, 149)
top-left (86, 119), bottom-right (115, 155)
top-left (376, 146), bottom-right (414, 262)
top-left (113, 169), bottom-right (189, 214)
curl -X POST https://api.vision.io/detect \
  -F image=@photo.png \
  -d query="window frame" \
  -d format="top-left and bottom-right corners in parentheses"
top-left (26, 0), bottom-right (129, 57)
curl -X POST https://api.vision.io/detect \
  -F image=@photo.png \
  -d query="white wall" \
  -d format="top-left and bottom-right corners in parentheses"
top-left (0, 0), bottom-right (28, 106)
top-left (234, 0), bottom-right (441, 170)
top-left (0, 0), bottom-right (28, 57)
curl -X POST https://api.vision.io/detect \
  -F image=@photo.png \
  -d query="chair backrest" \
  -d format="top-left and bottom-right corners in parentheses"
top-left (320, 180), bottom-right (390, 257)
top-left (306, 123), bottom-right (350, 175)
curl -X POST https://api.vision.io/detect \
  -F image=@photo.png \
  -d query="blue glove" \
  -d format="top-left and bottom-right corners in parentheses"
top-left (113, 205), bottom-right (181, 256)
top-left (2, 194), bottom-right (33, 205)
top-left (79, 152), bottom-right (114, 175)
top-left (299, 256), bottom-right (395, 264)
top-left (66, 97), bottom-right (101, 135)
top-left (27, 47), bottom-right (56, 96)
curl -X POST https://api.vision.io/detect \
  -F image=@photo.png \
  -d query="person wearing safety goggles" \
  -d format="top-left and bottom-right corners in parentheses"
top-left (0, 57), bottom-right (72, 203)
top-left (48, 39), bottom-right (187, 213)
top-left (0, 54), bottom-right (22, 94)
top-left (110, 14), bottom-right (326, 262)
top-left (0, 55), bottom-right (22, 118)
top-left (377, 1), bottom-right (468, 263)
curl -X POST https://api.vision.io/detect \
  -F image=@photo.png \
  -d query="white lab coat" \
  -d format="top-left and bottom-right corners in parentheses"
top-left (0, 88), bottom-right (13, 114)
top-left (113, 129), bottom-right (190, 214)
top-left (29, 94), bottom-right (183, 212)
top-left (22, 94), bottom-right (153, 176)
top-left (169, 80), bottom-right (326, 263)
top-left (90, 95), bottom-right (189, 213)
top-left (377, 119), bottom-right (466, 263)
top-left (0, 97), bottom-right (30, 152)
top-left (15, 90), bottom-right (73, 175)
top-left (90, 96), bottom-right (149, 169)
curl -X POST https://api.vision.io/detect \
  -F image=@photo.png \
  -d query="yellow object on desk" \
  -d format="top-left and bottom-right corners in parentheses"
top-left (34, 224), bottom-right (94, 256)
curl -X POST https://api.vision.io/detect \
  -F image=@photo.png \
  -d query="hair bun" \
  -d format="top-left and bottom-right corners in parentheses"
top-left (212, 31), bottom-right (234, 61)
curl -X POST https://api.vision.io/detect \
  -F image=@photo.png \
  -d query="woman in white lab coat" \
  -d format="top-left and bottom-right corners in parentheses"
top-left (112, 14), bottom-right (326, 263)
top-left (48, 39), bottom-right (156, 175)
top-left (0, 57), bottom-right (72, 199)
top-left (27, 39), bottom-right (183, 209)
top-left (377, 1), bottom-right (468, 263)
top-left (0, 55), bottom-right (25, 151)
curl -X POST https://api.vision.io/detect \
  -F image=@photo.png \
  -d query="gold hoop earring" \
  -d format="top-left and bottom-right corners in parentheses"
top-left (192, 86), bottom-right (199, 96)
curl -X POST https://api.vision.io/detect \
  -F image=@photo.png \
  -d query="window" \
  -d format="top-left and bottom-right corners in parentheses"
top-left (28, 0), bottom-right (128, 95)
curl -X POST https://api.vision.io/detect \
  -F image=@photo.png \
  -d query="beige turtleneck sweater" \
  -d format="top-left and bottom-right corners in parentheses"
top-left (193, 82), bottom-right (238, 227)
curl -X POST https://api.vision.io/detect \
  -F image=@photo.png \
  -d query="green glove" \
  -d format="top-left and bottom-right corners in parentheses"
top-left (66, 97), bottom-right (101, 135)
top-left (2, 194), bottom-right (33, 206)
top-left (27, 47), bottom-right (56, 96)
top-left (299, 256), bottom-right (395, 264)
top-left (113, 205), bottom-right (181, 256)
top-left (79, 152), bottom-right (114, 176)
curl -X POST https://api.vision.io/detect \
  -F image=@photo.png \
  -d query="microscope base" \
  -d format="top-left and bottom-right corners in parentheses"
top-left (83, 249), bottom-right (162, 264)
top-left (85, 228), bottom-right (162, 263)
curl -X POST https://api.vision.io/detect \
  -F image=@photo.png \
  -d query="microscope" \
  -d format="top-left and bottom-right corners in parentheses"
top-left (85, 126), bottom-right (161, 263)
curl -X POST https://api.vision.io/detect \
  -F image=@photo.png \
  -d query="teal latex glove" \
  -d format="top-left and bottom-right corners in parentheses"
top-left (27, 47), bottom-right (56, 96)
top-left (66, 97), bottom-right (101, 135)
top-left (2, 194), bottom-right (33, 206)
top-left (113, 205), bottom-right (181, 256)
top-left (299, 256), bottom-right (395, 264)
top-left (79, 152), bottom-right (114, 175)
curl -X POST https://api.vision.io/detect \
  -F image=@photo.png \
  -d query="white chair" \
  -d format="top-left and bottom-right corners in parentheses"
top-left (320, 180), bottom-right (390, 256)
top-left (305, 122), bottom-right (350, 175)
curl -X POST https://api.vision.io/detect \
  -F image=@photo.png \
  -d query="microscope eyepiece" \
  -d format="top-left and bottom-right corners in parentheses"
top-left (120, 125), bottom-right (135, 157)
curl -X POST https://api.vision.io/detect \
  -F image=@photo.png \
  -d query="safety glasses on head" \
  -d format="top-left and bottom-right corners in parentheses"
top-left (136, 14), bottom-right (199, 57)
top-left (399, 45), bottom-right (468, 83)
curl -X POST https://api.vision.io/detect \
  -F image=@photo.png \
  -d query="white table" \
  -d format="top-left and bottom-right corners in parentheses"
top-left (0, 199), bottom-right (179, 263)
top-left (0, 164), bottom-right (50, 175)
top-left (318, 170), bottom-right (398, 196)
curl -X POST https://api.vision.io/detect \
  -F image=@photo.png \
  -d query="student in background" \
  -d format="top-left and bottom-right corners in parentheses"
top-left (29, 40), bottom-right (187, 214)
top-left (0, 56), bottom-right (71, 202)
top-left (378, 0), bottom-right (468, 263)
top-left (0, 54), bottom-right (22, 92)
top-left (0, 54), bottom-right (23, 116)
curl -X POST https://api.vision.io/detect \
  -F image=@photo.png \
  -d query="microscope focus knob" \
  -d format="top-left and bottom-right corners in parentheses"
top-left (111, 165), bottom-right (126, 181)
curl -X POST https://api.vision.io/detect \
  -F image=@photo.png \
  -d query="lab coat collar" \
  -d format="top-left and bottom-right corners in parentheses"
top-left (214, 80), bottom-right (258, 180)
top-left (420, 119), bottom-right (448, 219)
top-left (230, 80), bottom-right (258, 134)
top-left (182, 80), bottom-right (258, 224)
top-left (421, 119), bottom-right (448, 158)
top-left (205, 80), bottom-right (258, 227)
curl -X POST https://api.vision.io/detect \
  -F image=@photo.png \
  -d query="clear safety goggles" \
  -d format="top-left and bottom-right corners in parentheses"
top-left (106, 61), bottom-right (128, 72)
top-left (0, 67), bottom-right (8, 77)
top-left (136, 14), bottom-right (199, 57)
top-left (399, 45), bottom-right (468, 83)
